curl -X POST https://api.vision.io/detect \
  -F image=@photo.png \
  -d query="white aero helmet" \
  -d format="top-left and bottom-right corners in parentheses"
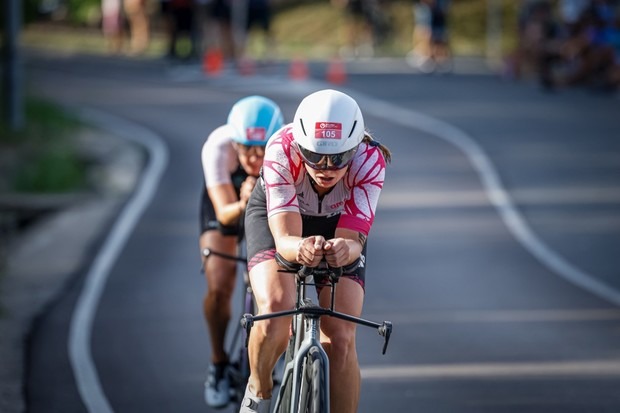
top-left (228, 95), bottom-right (284, 146)
top-left (292, 89), bottom-right (364, 170)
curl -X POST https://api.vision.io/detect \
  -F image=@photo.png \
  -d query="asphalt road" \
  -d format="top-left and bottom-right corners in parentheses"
top-left (25, 52), bottom-right (620, 413)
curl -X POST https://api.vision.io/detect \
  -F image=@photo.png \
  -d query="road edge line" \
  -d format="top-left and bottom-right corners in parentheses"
top-left (357, 94), bottom-right (620, 307)
top-left (67, 109), bottom-right (169, 413)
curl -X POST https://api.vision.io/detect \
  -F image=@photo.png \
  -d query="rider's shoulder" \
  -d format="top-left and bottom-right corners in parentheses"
top-left (205, 125), bottom-right (236, 148)
top-left (348, 141), bottom-right (387, 176)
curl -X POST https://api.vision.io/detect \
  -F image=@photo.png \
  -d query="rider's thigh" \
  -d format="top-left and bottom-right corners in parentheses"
top-left (202, 230), bottom-right (238, 286)
top-left (249, 258), bottom-right (296, 314)
top-left (319, 278), bottom-right (364, 341)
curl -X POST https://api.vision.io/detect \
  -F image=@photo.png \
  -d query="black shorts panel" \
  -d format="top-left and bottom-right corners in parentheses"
top-left (200, 185), bottom-right (240, 237)
top-left (244, 180), bottom-right (367, 289)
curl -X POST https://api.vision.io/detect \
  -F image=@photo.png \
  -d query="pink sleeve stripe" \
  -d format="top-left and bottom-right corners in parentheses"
top-left (337, 215), bottom-right (371, 236)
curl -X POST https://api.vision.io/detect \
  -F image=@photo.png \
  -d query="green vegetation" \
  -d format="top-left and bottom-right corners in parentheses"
top-left (0, 99), bottom-right (86, 193)
top-left (20, 0), bottom-right (519, 59)
top-left (9, 1), bottom-right (522, 191)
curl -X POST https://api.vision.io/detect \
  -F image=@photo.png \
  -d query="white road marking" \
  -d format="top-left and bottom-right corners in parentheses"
top-left (67, 78), bottom-right (620, 410)
top-left (363, 308), bottom-right (620, 324)
top-left (356, 94), bottom-right (620, 307)
top-left (361, 359), bottom-right (620, 380)
top-left (68, 109), bottom-right (168, 413)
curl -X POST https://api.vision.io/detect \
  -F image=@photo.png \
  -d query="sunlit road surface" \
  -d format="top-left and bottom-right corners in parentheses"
top-left (25, 52), bottom-right (620, 413)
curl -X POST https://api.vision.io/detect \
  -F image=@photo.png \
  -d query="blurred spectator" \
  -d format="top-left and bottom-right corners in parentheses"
top-left (124, 0), bottom-right (150, 55)
top-left (505, 0), bottom-right (557, 79)
top-left (169, 0), bottom-right (198, 60)
top-left (101, 0), bottom-right (125, 54)
top-left (239, 0), bottom-right (275, 61)
top-left (408, 0), bottom-right (431, 68)
top-left (210, 0), bottom-right (237, 61)
top-left (193, 0), bottom-right (212, 59)
top-left (505, 0), bottom-right (619, 92)
top-left (331, 0), bottom-right (386, 58)
top-left (159, 0), bottom-right (175, 58)
top-left (429, 0), bottom-right (451, 70)
top-left (539, 0), bottom-right (620, 91)
top-left (407, 0), bottom-right (451, 73)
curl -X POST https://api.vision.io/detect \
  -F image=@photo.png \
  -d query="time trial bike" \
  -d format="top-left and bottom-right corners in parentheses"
top-left (202, 247), bottom-right (255, 407)
top-left (241, 254), bottom-right (392, 413)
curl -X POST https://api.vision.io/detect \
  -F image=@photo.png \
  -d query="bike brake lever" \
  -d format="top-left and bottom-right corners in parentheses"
top-left (241, 314), bottom-right (254, 348)
top-left (378, 321), bottom-right (392, 355)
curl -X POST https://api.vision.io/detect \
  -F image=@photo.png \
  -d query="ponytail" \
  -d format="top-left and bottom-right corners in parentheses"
top-left (362, 133), bottom-right (392, 164)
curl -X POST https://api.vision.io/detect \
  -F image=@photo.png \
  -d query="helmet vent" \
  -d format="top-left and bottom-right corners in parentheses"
top-left (347, 120), bottom-right (358, 138)
top-left (299, 118), bottom-right (308, 137)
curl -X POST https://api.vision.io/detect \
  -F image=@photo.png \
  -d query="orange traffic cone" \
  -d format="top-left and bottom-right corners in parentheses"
top-left (326, 57), bottom-right (347, 85)
top-left (289, 58), bottom-right (309, 81)
top-left (203, 48), bottom-right (223, 76)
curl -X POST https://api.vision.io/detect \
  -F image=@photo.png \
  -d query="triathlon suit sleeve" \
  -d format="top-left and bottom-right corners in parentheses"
top-left (261, 125), bottom-right (386, 236)
top-left (201, 124), bottom-right (240, 189)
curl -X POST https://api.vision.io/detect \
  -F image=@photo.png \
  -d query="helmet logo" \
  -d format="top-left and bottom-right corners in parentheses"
top-left (246, 127), bottom-right (266, 141)
top-left (315, 122), bottom-right (342, 139)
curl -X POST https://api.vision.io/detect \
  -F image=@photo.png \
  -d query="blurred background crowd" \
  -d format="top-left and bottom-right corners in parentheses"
top-left (508, 0), bottom-right (620, 91)
top-left (16, 0), bottom-right (620, 92)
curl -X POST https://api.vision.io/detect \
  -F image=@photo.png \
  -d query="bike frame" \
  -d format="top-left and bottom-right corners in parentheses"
top-left (241, 265), bottom-right (392, 413)
top-left (202, 247), bottom-right (253, 405)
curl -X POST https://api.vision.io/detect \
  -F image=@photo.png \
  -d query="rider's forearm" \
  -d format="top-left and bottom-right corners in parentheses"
top-left (274, 235), bottom-right (304, 263)
top-left (335, 228), bottom-right (365, 265)
top-left (216, 200), bottom-right (244, 226)
top-left (268, 211), bottom-right (304, 263)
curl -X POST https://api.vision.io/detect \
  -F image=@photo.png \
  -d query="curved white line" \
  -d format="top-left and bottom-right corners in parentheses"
top-left (358, 94), bottom-right (620, 307)
top-left (68, 109), bottom-right (169, 413)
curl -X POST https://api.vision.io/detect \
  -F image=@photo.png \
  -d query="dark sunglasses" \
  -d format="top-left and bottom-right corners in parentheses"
top-left (236, 144), bottom-right (265, 157)
top-left (296, 143), bottom-right (358, 170)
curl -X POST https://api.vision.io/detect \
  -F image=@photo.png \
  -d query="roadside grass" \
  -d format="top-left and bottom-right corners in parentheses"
top-left (0, 98), bottom-right (86, 194)
top-left (0, 98), bottom-right (88, 305)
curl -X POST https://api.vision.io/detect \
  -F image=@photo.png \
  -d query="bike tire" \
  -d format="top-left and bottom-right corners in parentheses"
top-left (231, 282), bottom-right (257, 406)
top-left (273, 333), bottom-right (296, 413)
top-left (298, 347), bottom-right (327, 413)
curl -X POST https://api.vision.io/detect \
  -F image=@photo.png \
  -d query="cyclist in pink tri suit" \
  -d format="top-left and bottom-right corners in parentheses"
top-left (200, 95), bottom-right (283, 408)
top-left (240, 89), bottom-right (391, 413)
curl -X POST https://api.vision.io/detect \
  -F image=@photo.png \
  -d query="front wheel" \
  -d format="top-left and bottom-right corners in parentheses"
top-left (297, 347), bottom-right (328, 413)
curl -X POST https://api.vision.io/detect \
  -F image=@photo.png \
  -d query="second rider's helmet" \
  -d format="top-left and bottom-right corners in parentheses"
top-left (228, 96), bottom-right (284, 146)
top-left (292, 89), bottom-right (364, 170)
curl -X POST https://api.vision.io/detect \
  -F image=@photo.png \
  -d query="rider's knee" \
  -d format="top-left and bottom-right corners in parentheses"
top-left (325, 332), bottom-right (356, 371)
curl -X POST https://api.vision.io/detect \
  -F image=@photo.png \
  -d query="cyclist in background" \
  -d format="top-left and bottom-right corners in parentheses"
top-left (240, 89), bottom-right (391, 413)
top-left (200, 95), bottom-right (284, 408)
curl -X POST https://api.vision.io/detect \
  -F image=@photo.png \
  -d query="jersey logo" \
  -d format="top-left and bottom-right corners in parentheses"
top-left (315, 122), bottom-right (342, 139)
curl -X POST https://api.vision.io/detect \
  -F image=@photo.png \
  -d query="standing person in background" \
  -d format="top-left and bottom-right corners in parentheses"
top-left (124, 0), bottom-right (150, 55)
top-left (429, 0), bottom-right (452, 72)
top-left (101, 0), bottom-right (125, 54)
top-left (240, 89), bottom-right (391, 413)
top-left (332, 0), bottom-right (375, 58)
top-left (193, 0), bottom-right (212, 60)
top-left (159, 0), bottom-right (176, 58)
top-left (408, 0), bottom-right (433, 70)
top-left (408, 0), bottom-right (451, 73)
top-left (200, 96), bottom-right (284, 409)
top-left (210, 0), bottom-right (237, 61)
top-left (169, 0), bottom-right (197, 60)
top-left (240, 0), bottom-right (275, 61)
